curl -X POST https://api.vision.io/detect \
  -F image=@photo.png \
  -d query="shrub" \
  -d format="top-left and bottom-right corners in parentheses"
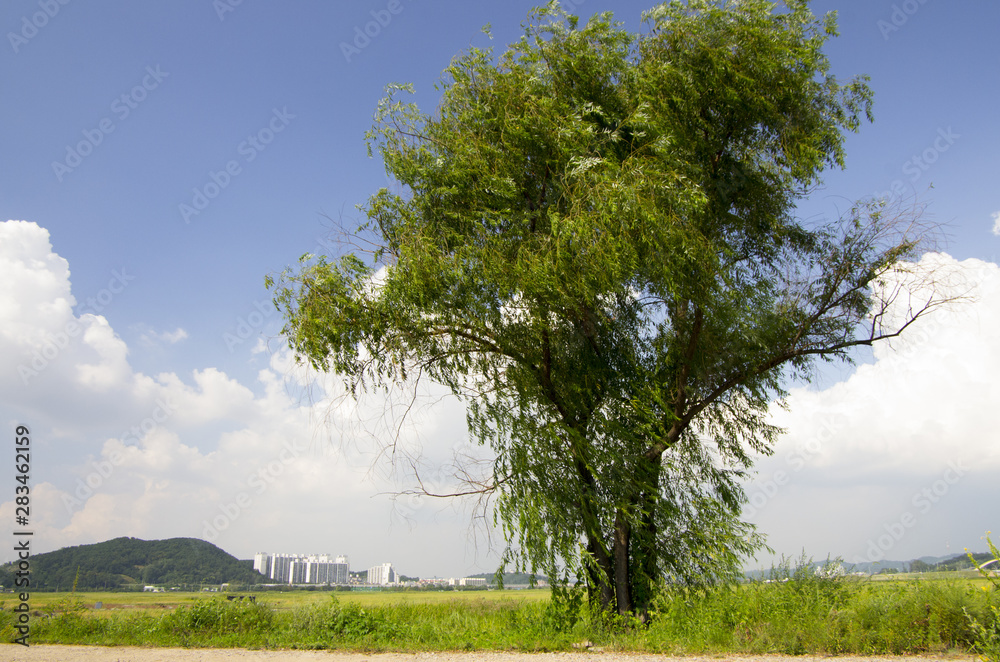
top-left (965, 535), bottom-right (1000, 662)
top-left (160, 597), bottom-right (275, 636)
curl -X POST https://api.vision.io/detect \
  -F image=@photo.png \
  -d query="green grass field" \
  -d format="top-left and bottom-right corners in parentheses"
top-left (2, 577), bottom-right (996, 655)
top-left (15, 587), bottom-right (551, 614)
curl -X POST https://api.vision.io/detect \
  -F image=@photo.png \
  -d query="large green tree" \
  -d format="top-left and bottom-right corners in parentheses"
top-left (269, 0), bottom-right (944, 616)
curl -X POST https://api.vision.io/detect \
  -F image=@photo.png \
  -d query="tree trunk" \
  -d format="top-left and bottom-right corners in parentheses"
top-left (633, 458), bottom-right (663, 619)
top-left (613, 509), bottom-right (633, 615)
top-left (575, 457), bottom-right (615, 609)
top-left (587, 535), bottom-right (616, 609)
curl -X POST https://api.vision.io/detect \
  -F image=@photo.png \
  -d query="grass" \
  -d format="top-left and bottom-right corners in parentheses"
top-left (17, 586), bottom-right (550, 614)
top-left (1, 576), bottom-right (996, 654)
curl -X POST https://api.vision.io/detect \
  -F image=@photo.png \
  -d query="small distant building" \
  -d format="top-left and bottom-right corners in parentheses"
top-left (367, 562), bottom-right (396, 585)
top-left (459, 577), bottom-right (487, 587)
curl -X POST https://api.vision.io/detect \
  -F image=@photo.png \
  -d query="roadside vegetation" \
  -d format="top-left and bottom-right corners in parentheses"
top-left (3, 561), bottom-right (997, 655)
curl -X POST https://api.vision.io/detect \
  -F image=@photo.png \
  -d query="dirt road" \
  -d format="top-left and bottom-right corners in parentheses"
top-left (0, 646), bottom-right (977, 662)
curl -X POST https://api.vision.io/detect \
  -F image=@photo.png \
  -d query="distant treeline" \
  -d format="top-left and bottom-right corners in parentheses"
top-left (468, 571), bottom-right (548, 586)
top-left (909, 552), bottom-right (995, 573)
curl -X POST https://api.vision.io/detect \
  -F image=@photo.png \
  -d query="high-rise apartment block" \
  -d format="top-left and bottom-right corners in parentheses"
top-left (253, 552), bottom-right (349, 585)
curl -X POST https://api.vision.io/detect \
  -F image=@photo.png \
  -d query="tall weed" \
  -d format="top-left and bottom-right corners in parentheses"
top-left (965, 535), bottom-right (1000, 662)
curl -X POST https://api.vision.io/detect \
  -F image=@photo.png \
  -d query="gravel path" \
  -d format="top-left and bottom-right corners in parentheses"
top-left (0, 646), bottom-right (978, 662)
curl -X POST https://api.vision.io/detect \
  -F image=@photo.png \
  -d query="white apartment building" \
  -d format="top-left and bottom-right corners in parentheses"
top-left (254, 552), bottom-right (349, 585)
top-left (253, 552), bottom-right (271, 578)
top-left (367, 562), bottom-right (396, 585)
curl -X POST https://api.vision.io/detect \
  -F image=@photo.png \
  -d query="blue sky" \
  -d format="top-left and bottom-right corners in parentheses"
top-left (2, 0), bottom-right (998, 577)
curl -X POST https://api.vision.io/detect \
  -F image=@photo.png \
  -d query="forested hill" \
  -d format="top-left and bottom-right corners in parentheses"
top-left (0, 537), bottom-right (267, 590)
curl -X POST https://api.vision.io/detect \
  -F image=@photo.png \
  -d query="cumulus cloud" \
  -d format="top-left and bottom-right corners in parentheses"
top-left (992, 211), bottom-right (1000, 236)
top-left (0, 221), bottom-right (481, 575)
top-left (746, 254), bottom-right (1000, 564)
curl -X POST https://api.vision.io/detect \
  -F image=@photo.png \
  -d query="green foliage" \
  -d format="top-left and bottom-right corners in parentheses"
top-left (288, 596), bottom-right (406, 648)
top-left (544, 578), bottom-right (586, 632)
top-left (965, 535), bottom-right (1000, 662)
top-left (153, 597), bottom-right (275, 647)
top-left (0, 536), bottom-right (268, 590)
top-left (269, 0), bottom-right (941, 616)
top-left (162, 597), bottom-right (275, 635)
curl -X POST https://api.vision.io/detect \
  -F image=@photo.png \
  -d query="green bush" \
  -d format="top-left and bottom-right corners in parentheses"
top-left (286, 595), bottom-right (406, 648)
top-left (965, 535), bottom-right (1000, 662)
top-left (161, 597), bottom-right (274, 634)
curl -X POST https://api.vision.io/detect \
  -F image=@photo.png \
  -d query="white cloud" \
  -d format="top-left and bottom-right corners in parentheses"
top-left (747, 254), bottom-right (1000, 565)
top-left (138, 326), bottom-right (189, 347)
top-left (0, 221), bottom-right (484, 576)
top-left (992, 210), bottom-right (1000, 236)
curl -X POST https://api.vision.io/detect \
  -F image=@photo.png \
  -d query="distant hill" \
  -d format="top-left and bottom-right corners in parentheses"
top-left (915, 552), bottom-right (995, 572)
top-left (0, 537), bottom-right (267, 590)
top-left (745, 552), bottom-right (994, 579)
